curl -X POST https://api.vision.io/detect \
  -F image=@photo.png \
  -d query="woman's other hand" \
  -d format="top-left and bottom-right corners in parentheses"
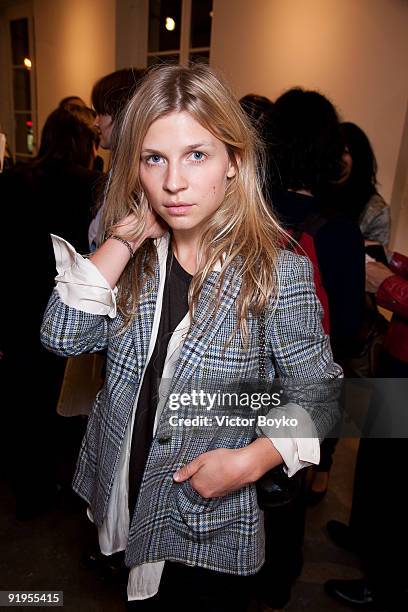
top-left (173, 438), bottom-right (283, 498)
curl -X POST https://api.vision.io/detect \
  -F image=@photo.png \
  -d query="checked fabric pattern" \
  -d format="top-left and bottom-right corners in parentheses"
top-left (41, 247), bottom-right (342, 574)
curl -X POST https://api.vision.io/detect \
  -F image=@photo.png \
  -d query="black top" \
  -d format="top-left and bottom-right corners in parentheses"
top-left (271, 188), bottom-right (365, 364)
top-left (128, 251), bottom-right (192, 517)
top-left (0, 160), bottom-right (102, 359)
top-left (0, 161), bottom-right (102, 503)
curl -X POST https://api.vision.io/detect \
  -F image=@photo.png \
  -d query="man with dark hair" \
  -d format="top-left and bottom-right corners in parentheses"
top-left (91, 67), bottom-right (146, 149)
top-left (88, 68), bottom-right (146, 249)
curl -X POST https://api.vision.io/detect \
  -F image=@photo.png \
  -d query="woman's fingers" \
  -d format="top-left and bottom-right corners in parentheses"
top-left (113, 209), bottom-right (168, 243)
top-left (145, 208), bottom-right (168, 239)
top-left (182, 448), bottom-right (249, 498)
top-left (173, 456), bottom-right (203, 482)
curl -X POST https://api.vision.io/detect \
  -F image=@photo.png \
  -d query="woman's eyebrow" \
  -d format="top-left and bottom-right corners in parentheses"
top-left (141, 148), bottom-right (162, 154)
top-left (184, 142), bottom-right (213, 150)
top-left (141, 142), bottom-right (214, 155)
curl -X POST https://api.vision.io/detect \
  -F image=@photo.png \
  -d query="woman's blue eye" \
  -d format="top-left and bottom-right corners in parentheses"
top-left (191, 151), bottom-right (205, 161)
top-left (148, 154), bottom-right (162, 164)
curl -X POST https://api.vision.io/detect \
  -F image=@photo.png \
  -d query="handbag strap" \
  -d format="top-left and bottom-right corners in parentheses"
top-left (258, 312), bottom-right (267, 381)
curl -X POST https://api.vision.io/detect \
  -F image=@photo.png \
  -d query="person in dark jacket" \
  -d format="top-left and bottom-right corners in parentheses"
top-left (254, 88), bottom-right (365, 610)
top-left (325, 252), bottom-right (408, 611)
top-left (0, 106), bottom-right (102, 520)
top-left (269, 87), bottom-right (365, 488)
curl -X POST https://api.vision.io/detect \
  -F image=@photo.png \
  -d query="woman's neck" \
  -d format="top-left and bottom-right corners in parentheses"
top-left (171, 231), bottom-right (200, 275)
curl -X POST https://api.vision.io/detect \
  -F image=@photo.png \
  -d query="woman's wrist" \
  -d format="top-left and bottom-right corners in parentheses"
top-left (113, 226), bottom-right (153, 251)
top-left (108, 229), bottom-right (150, 256)
top-left (89, 234), bottom-right (144, 288)
top-left (241, 437), bottom-right (283, 482)
top-left (107, 235), bottom-right (135, 258)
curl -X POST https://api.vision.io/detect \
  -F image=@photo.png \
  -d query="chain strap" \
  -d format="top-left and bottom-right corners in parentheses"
top-left (258, 312), bottom-right (266, 381)
top-left (258, 312), bottom-right (279, 380)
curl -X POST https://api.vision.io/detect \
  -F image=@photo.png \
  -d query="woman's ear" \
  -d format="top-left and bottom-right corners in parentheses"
top-left (226, 153), bottom-right (239, 179)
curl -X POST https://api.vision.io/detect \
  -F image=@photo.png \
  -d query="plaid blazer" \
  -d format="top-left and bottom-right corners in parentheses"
top-left (41, 246), bottom-right (341, 575)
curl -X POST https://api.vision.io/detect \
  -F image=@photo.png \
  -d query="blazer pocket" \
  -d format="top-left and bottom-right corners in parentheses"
top-left (177, 479), bottom-right (223, 511)
top-left (170, 480), bottom-right (255, 546)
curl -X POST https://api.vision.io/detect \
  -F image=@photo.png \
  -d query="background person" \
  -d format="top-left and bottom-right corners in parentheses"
top-left (325, 253), bottom-right (408, 611)
top-left (59, 95), bottom-right (87, 110)
top-left (333, 121), bottom-right (391, 249)
top-left (88, 67), bottom-right (147, 249)
top-left (0, 105), bottom-right (102, 520)
top-left (271, 90), bottom-right (366, 497)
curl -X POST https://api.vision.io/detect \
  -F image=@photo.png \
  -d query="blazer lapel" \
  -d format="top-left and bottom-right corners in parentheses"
top-left (170, 264), bottom-right (243, 394)
top-left (131, 250), bottom-right (160, 373)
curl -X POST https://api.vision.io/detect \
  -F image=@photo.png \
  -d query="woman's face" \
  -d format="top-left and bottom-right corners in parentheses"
top-left (93, 113), bottom-right (113, 149)
top-left (139, 111), bottom-right (236, 240)
top-left (338, 146), bottom-right (353, 184)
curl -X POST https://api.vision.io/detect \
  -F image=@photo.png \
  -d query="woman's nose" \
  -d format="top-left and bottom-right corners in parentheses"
top-left (163, 162), bottom-right (188, 193)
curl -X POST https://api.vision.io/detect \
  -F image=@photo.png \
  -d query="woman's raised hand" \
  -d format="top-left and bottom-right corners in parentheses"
top-left (113, 208), bottom-right (168, 250)
top-left (144, 208), bottom-right (168, 240)
top-left (90, 209), bottom-right (168, 289)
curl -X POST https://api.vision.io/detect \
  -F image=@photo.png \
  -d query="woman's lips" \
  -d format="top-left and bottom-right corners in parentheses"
top-left (164, 202), bottom-right (194, 215)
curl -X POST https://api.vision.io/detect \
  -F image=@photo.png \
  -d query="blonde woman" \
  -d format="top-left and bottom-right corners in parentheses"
top-left (41, 64), bottom-right (341, 611)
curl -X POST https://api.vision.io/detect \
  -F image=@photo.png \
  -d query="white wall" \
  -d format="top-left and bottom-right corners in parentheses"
top-left (15, 0), bottom-right (408, 252)
top-left (391, 103), bottom-right (408, 254)
top-left (116, 0), bottom-right (148, 69)
top-left (211, 0), bottom-right (408, 252)
top-left (33, 0), bottom-right (116, 134)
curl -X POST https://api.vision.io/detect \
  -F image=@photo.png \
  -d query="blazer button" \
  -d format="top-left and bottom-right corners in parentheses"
top-left (158, 434), bottom-right (172, 444)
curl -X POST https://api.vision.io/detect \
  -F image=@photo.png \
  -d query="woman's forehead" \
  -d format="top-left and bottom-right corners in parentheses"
top-left (142, 111), bottom-right (218, 149)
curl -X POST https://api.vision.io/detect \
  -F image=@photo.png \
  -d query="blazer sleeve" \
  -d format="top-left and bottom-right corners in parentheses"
top-left (40, 235), bottom-right (113, 356)
top-left (41, 289), bottom-right (109, 357)
top-left (266, 251), bottom-right (343, 442)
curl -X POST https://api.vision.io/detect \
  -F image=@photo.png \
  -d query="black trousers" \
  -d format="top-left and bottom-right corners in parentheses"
top-left (1, 347), bottom-right (67, 518)
top-left (348, 352), bottom-right (408, 602)
top-left (255, 471), bottom-right (307, 609)
top-left (316, 436), bottom-right (338, 471)
top-left (125, 561), bottom-right (255, 612)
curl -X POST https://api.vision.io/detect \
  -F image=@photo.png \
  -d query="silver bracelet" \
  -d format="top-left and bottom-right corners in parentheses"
top-left (107, 234), bottom-right (135, 258)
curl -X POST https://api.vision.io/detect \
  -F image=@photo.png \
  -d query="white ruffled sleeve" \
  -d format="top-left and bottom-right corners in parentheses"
top-left (51, 234), bottom-right (118, 318)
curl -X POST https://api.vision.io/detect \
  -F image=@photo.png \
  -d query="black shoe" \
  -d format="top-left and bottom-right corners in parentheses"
top-left (326, 519), bottom-right (356, 552)
top-left (324, 579), bottom-right (386, 610)
top-left (80, 548), bottom-right (106, 571)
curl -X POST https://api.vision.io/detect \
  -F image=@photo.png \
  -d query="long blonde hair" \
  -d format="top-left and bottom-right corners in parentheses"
top-left (103, 63), bottom-right (286, 340)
